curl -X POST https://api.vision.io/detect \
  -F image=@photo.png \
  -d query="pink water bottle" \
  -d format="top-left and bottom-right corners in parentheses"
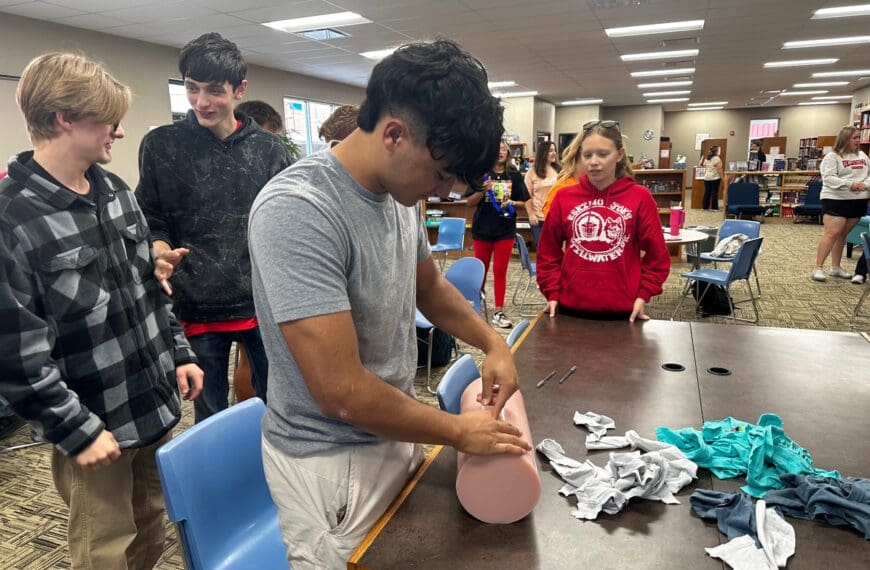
top-left (669, 206), bottom-right (684, 236)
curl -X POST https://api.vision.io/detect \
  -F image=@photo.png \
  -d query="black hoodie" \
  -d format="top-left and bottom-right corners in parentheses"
top-left (136, 110), bottom-right (291, 322)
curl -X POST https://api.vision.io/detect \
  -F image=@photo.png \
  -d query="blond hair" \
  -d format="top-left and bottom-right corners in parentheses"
top-left (558, 132), bottom-right (584, 183)
top-left (17, 52), bottom-right (131, 142)
top-left (578, 124), bottom-right (634, 178)
top-left (833, 125), bottom-right (859, 157)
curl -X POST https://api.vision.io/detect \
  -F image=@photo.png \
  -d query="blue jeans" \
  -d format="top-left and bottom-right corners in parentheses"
top-left (188, 328), bottom-right (269, 423)
top-left (530, 221), bottom-right (543, 250)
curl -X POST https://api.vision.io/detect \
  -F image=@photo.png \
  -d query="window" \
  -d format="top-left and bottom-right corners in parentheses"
top-left (283, 97), bottom-right (343, 156)
top-left (749, 118), bottom-right (779, 139)
top-left (168, 79), bottom-right (191, 121)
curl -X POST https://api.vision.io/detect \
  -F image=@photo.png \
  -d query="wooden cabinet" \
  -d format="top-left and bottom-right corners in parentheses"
top-left (633, 169), bottom-right (687, 261)
top-left (724, 170), bottom-right (820, 222)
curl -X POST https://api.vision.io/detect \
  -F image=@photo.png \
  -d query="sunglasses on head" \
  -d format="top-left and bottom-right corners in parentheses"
top-left (582, 120), bottom-right (620, 132)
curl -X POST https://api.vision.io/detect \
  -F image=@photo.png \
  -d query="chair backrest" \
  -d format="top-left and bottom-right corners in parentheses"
top-left (506, 319), bottom-right (531, 348)
top-left (727, 183), bottom-right (761, 206)
top-left (804, 181), bottom-right (822, 206)
top-left (862, 232), bottom-right (870, 263)
top-left (436, 354), bottom-right (480, 414)
top-left (444, 257), bottom-right (486, 314)
top-left (436, 217), bottom-right (466, 249)
top-left (514, 233), bottom-right (533, 274)
top-left (156, 398), bottom-right (281, 570)
top-left (726, 237), bottom-right (763, 282)
top-left (718, 219), bottom-right (761, 241)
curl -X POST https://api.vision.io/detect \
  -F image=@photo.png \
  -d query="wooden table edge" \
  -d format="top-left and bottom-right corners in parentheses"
top-left (346, 311), bottom-right (544, 568)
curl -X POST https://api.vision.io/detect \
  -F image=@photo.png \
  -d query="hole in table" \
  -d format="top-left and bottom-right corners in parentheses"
top-left (661, 362), bottom-right (686, 372)
top-left (707, 367), bottom-right (732, 376)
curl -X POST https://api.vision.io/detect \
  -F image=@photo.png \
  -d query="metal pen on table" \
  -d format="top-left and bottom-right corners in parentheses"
top-left (558, 365), bottom-right (577, 384)
top-left (535, 370), bottom-right (556, 389)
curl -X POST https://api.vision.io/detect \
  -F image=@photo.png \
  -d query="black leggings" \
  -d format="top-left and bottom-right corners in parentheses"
top-left (703, 179), bottom-right (720, 210)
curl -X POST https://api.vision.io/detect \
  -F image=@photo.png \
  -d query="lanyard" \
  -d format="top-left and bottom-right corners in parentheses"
top-left (483, 173), bottom-right (516, 219)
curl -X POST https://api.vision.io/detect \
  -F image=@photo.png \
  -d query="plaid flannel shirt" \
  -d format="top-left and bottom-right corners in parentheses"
top-left (0, 152), bottom-right (197, 456)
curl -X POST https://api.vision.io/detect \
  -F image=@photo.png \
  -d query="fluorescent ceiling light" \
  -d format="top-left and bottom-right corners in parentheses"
top-left (646, 97), bottom-right (690, 103)
top-left (812, 95), bottom-right (853, 100)
top-left (643, 90), bottom-right (691, 97)
top-left (494, 91), bottom-right (538, 98)
top-left (812, 69), bottom-right (870, 77)
top-left (813, 4), bottom-right (870, 19)
top-left (621, 49), bottom-right (699, 61)
top-left (784, 36), bottom-right (870, 49)
top-left (688, 106), bottom-right (724, 111)
top-left (688, 101), bottom-right (728, 107)
top-left (798, 101), bottom-right (841, 105)
top-left (764, 59), bottom-right (838, 68)
top-left (263, 12), bottom-right (370, 33)
top-left (630, 67), bottom-right (695, 77)
top-left (605, 19), bottom-right (704, 37)
top-left (780, 90), bottom-right (829, 96)
top-left (793, 81), bottom-right (849, 87)
top-left (360, 47), bottom-right (397, 60)
top-left (561, 99), bottom-right (603, 105)
top-left (637, 80), bottom-right (693, 88)
top-left (764, 90), bottom-right (784, 93)
top-left (488, 81), bottom-right (516, 89)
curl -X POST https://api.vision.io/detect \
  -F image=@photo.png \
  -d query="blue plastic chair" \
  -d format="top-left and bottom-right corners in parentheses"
top-left (793, 182), bottom-right (822, 224)
top-left (851, 232), bottom-right (870, 327)
top-left (156, 398), bottom-right (289, 570)
top-left (444, 257), bottom-right (486, 315)
top-left (700, 219), bottom-right (762, 297)
top-left (671, 237), bottom-right (764, 324)
top-left (436, 354), bottom-right (481, 414)
top-left (416, 309), bottom-right (443, 394)
top-left (506, 318), bottom-right (530, 349)
top-left (430, 217), bottom-right (466, 270)
top-left (725, 183), bottom-right (765, 221)
top-left (511, 234), bottom-right (541, 316)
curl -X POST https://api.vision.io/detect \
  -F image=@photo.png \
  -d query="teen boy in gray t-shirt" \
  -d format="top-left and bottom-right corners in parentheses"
top-left (248, 40), bottom-right (531, 569)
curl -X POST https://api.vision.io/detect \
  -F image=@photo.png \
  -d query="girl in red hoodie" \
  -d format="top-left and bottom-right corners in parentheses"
top-left (536, 121), bottom-right (670, 322)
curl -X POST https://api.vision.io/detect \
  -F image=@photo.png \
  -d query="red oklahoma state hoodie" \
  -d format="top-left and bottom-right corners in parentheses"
top-left (536, 175), bottom-right (671, 313)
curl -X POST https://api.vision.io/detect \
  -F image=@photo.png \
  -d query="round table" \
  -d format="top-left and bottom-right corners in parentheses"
top-left (662, 228), bottom-right (711, 269)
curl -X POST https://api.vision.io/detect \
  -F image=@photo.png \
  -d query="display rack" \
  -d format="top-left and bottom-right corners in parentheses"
top-left (725, 170), bottom-right (820, 221)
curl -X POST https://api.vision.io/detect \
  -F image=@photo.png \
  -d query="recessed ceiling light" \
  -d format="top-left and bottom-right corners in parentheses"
top-left (798, 101), bottom-right (841, 105)
top-left (779, 90), bottom-right (829, 96)
top-left (813, 4), bottom-right (870, 19)
top-left (561, 99), bottom-right (604, 105)
top-left (488, 81), bottom-right (516, 89)
top-left (637, 80), bottom-right (693, 88)
top-left (263, 12), bottom-right (370, 33)
top-left (688, 101), bottom-right (728, 107)
top-left (360, 47), bottom-right (397, 60)
top-left (784, 36), bottom-right (870, 49)
top-left (621, 49), bottom-right (699, 61)
top-left (630, 67), bottom-right (695, 77)
top-left (793, 81), bottom-right (849, 88)
top-left (764, 59), bottom-right (838, 68)
top-left (646, 97), bottom-right (690, 103)
top-left (642, 90), bottom-right (691, 97)
top-left (688, 106), bottom-right (724, 111)
top-left (812, 95), bottom-right (853, 100)
top-left (605, 19), bottom-right (704, 37)
top-left (493, 91), bottom-right (539, 98)
top-left (812, 69), bottom-right (870, 77)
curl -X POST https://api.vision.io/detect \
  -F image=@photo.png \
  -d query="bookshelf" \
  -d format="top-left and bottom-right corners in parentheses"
top-left (508, 143), bottom-right (528, 171)
top-left (797, 135), bottom-right (836, 170)
top-left (860, 106), bottom-right (870, 155)
top-left (725, 170), bottom-right (820, 222)
top-left (633, 169), bottom-right (687, 261)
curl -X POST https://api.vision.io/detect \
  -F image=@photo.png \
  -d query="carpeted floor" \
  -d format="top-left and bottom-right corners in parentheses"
top-left (1, 208), bottom-right (867, 569)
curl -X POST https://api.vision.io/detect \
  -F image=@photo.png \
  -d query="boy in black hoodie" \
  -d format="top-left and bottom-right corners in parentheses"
top-left (136, 33), bottom-right (290, 421)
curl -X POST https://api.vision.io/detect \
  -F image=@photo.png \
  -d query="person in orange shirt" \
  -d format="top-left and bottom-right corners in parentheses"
top-left (543, 131), bottom-right (584, 217)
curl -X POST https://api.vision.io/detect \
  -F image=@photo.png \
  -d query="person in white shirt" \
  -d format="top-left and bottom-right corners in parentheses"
top-left (700, 145), bottom-right (723, 211)
top-left (812, 125), bottom-right (870, 282)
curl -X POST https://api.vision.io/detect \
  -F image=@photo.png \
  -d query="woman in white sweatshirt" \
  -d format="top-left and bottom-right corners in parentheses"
top-left (812, 125), bottom-right (870, 282)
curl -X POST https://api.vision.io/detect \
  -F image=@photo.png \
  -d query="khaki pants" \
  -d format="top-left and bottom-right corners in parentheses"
top-left (51, 432), bottom-right (170, 570)
top-left (262, 436), bottom-right (423, 570)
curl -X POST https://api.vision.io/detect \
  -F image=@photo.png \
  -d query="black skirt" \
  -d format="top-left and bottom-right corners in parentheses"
top-left (821, 198), bottom-right (868, 219)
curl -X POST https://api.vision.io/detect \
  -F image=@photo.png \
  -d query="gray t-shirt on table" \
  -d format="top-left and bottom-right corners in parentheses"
top-left (248, 150), bottom-right (431, 457)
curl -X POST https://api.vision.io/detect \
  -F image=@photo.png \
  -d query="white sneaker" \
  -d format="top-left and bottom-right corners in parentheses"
top-left (811, 268), bottom-right (826, 282)
top-left (852, 274), bottom-right (866, 285)
top-left (829, 267), bottom-right (853, 279)
top-left (491, 311), bottom-right (513, 329)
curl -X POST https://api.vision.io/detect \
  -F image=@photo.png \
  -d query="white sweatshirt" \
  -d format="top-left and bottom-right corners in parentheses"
top-left (820, 150), bottom-right (870, 200)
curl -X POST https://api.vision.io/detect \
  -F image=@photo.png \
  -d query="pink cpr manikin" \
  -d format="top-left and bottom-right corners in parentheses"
top-left (455, 378), bottom-right (541, 524)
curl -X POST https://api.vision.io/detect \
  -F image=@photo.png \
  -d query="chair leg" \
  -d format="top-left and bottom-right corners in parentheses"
top-left (728, 280), bottom-right (760, 324)
top-left (851, 282), bottom-right (870, 327)
top-left (752, 266), bottom-right (762, 298)
top-left (425, 328), bottom-right (436, 394)
top-left (670, 279), bottom-right (694, 320)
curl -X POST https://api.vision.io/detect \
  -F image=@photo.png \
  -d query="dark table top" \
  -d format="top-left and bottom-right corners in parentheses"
top-left (350, 318), bottom-right (870, 569)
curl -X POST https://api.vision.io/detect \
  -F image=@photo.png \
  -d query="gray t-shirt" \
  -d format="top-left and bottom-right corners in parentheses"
top-left (248, 150), bottom-right (431, 456)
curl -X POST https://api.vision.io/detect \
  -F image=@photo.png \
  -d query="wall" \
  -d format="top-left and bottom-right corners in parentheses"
top-left (501, 96), bottom-right (535, 149)
top-left (601, 104), bottom-right (663, 164)
top-left (663, 104), bottom-right (851, 169)
top-left (554, 105), bottom-right (600, 143)
top-left (0, 13), bottom-right (364, 184)
top-left (533, 99), bottom-right (555, 152)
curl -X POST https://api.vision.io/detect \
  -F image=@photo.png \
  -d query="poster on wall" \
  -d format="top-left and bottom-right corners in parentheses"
top-left (694, 133), bottom-right (710, 151)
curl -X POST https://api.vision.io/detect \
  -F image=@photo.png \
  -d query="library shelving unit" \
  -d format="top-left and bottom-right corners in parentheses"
top-left (860, 105), bottom-right (870, 155)
top-left (421, 198), bottom-right (535, 254)
top-left (724, 170), bottom-right (820, 222)
top-left (798, 136), bottom-right (836, 162)
top-left (633, 169), bottom-right (687, 260)
top-left (508, 143), bottom-right (527, 169)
